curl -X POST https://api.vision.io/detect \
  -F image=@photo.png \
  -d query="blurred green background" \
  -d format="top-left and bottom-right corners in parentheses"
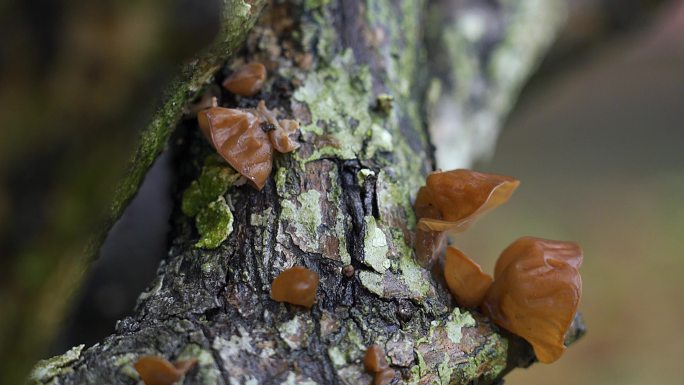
top-left (458, 1), bottom-right (684, 383)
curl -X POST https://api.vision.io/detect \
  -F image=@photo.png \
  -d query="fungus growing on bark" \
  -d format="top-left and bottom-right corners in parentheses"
top-left (222, 62), bottom-right (267, 96)
top-left (482, 236), bottom-right (583, 363)
top-left (413, 169), bottom-right (519, 266)
top-left (133, 356), bottom-right (197, 385)
top-left (197, 100), bottom-right (299, 190)
top-left (444, 246), bottom-right (493, 308)
top-left (270, 266), bottom-right (320, 308)
top-left (364, 345), bottom-right (396, 385)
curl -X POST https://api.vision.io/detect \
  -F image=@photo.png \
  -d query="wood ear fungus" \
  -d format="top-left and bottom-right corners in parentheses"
top-left (197, 100), bottom-right (299, 190)
top-left (133, 356), bottom-right (197, 385)
top-left (482, 237), bottom-right (583, 363)
top-left (222, 62), bottom-right (267, 96)
top-left (443, 246), bottom-right (493, 308)
top-left (364, 345), bottom-right (395, 385)
top-left (270, 266), bottom-right (320, 308)
top-left (413, 169), bottom-right (519, 266)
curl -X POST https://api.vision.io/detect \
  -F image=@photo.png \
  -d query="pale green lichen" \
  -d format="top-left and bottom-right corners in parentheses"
top-left (437, 352), bottom-right (453, 385)
top-left (303, 0), bottom-right (332, 10)
top-left (293, 50), bottom-right (373, 161)
top-left (182, 157), bottom-right (240, 217)
top-left (457, 334), bottom-right (508, 383)
top-left (362, 216), bottom-right (390, 273)
top-left (250, 207), bottom-right (273, 227)
top-left (359, 270), bottom-right (384, 297)
top-left (280, 189), bottom-right (323, 251)
top-left (113, 353), bottom-right (139, 380)
top-left (280, 372), bottom-right (319, 385)
top-left (195, 196), bottom-right (233, 249)
top-left (274, 166), bottom-right (291, 198)
top-left (393, 230), bottom-right (432, 301)
top-left (445, 308), bottom-right (476, 344)
top-left (327, 346), bottom-right (347, 368)
top-left (356, 169), bottom-right (375, 188)
top-left (364, 123), bottom-right (394, 159)
top-left (278, 315), bottom-right (309, 350)
top-left (28, 344), bottom-right (84, 384)
top-left (213, 326), bottom-right (254, 364)
top-left (178, 344), bottom-right (221, 385)
top-left (181, 157), bottom-right (239, 249)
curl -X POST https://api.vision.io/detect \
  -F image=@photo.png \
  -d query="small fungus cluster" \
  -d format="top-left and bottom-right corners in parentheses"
top-left (196, 62), bottom-right (300, 190)
top-left (133, 356), bottom-right (197, 385)
top-left (364, 345), bottom-right (396, 385)
top-left (413, 169), bottom-right (583, 363)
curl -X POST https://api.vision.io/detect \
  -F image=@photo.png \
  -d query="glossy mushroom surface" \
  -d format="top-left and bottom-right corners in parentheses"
top-left (416, 169), bottom-right (519, 233)
top-left (270, 266), bottom-right (320, 308)
top-left (482, 236), bottom-right (583, 363)
top-left (373, 369), bottom-right (396, 385)
top-left (413, 169), bottom-right (519, 266)
top-left (364, 345), bottom-right (395, 385)
top-left (197, 101), bottom-right (300, 190)
top-left (443, 246), bottom-right (493, 308)
top-left (222, 62), bottom-right (267, 96)
top-left (254, 100), bottom-right (300, 153)
top-left (363, 344), bottom-right (390, 373)
top-left (133, 356), bottom-right (197, 385)
top-left (197, 106), bottom-right (272, 189)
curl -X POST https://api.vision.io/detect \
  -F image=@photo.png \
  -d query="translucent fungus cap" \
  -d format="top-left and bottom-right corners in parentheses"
top-left (482, 237), bottom-right (583, 363)
top-left (133, 356), bottom-right (197, 385)
top-left (222, 62), bottom-right (267, 97)
top-left (443, 246), bottom-right (493, 308)
top-left (197, 106), bottom-right (272, 190)
top-left (270, 266), bottom-right (320, 308)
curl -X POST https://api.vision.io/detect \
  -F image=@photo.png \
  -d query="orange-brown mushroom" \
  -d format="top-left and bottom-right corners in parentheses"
top-left (222, 62), bottom-right (267, 97)
top-left (373, 369), bottom-right (396, 385)
top-left (364, 345), bottom-right (395, 385)
top-left (444, 246), bottom-right (493, 308)
top-left (255, 100), bottom-right (300, 153)
top-left (482, 237), bottom-right (583, 363)
top-left (134, 356), bottom-right (197, 385)
top-left (270, 266), bottom-right (320, 308)
top-left (197, 106), bottom-right (272, 190)
top-left (413, 169), bottom-right (519, 266)
top-left (197, 100), bottom-right (300, 190)
top-left (363, 344), bottom-right (389, 373)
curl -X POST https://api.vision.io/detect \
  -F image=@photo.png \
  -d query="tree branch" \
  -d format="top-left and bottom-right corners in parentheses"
top-left (28, 1), bottom-right (582, 384)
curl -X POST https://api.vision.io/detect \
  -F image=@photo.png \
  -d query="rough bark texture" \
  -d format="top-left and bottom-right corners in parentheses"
top-left (29, 1), bottom-right (585, 384)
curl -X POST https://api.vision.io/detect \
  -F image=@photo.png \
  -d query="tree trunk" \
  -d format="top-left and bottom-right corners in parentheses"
top-left (28, 1), bottom-right (584, 384)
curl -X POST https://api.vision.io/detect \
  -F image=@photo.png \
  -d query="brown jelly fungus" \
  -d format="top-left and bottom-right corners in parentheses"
top-left (222, 62), bottom-right (267, 97)
top-left (413, 169), bottom-right (519, 267)
top-left (482, 237), bottom-right (583, 363)
top-left (134, 356), bottom-right (197, 385)
top-left (364, 345), bottom-right (395, 385)
top-left (270, 266), bottom-right (320, 308)
top-left (444, 246), bottom-right (493, 308)
top-left (197, 100), bottom-right (299, 190)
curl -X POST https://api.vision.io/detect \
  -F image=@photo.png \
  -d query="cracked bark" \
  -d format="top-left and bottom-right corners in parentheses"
top-left (29, 1), bottom-right (584, 384)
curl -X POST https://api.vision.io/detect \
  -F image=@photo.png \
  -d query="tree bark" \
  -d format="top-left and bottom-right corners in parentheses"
top-left (28, 1), bottom-right (584, 384)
